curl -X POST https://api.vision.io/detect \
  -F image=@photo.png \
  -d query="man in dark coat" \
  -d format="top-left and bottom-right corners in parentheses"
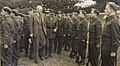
top-left (28, 8), bottom-right (34, 59)
top-left (10, 9), bottom-right (22, 66)
top-left (54, 11), bottom-right (65, 55)
top-left (1, 7), bottom-right (14, 66)
top-left (87, 8), bottom-right (102, 66)
top-left (29, 5), bottom-right (47, 64)
top-left (45, 12), bottom-right (56, 58)
top-left (64, 13), bottom-right (72, 51)
top-left (22, 14), bottom-right (30, 56)
top-left (69, 12), bottom-right (78, 59)
top-left (75, 10), bottom-right (88, 65)
top-left (102, 2), bottom-right (120, 66)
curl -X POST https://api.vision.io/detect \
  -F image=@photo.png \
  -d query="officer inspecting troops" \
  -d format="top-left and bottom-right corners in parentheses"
top-left (101, 2), bottom-right (120, 66)
top-left (87, 8), bottom-right (102, 66)
top-left (29, 5), bottom-right (47, 64)
top-left (0, 1), bottom-right (120, 66)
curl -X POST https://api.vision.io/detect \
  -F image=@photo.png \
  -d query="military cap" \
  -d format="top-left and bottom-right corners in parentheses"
top-left (28, 8), bottom-right (33, 11)
top-left (91, 8), bottom-right (99, 16)
top-left (2, 6), bottom-right (12, 14)
top-left (45, 10), bottom-right (50, 13)
top-left (79, 10), bottom-right (87, 16)
top-left (18, 13), bottom-right (25, 17)
top-left (12, 9), bottom-right (19, 16)
top-left (58, 11), bottom-right (62, 14)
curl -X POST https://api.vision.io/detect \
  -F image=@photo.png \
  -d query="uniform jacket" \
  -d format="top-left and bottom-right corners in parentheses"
top-left (76, 17), bottom-right (88, 40)
top-left (56, 17), bottom-right (65, 37)
top-left (2, 15), bottom-right (14, 45)
top-left (89, 17), bottom-right (102, 45)
top-left (102, 15), bottom-right (120, 51)
top-left (46, 15), bottom-right (56, 39)
top-left (64, 17), bottom-right (72, 36)
top-left (71, 18), bottom-right (78, 38)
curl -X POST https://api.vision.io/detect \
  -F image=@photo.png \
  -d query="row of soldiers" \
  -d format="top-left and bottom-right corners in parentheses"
top-left (0, 6), bottom-right (31, 66)
top-left (0, 1), bottom-right (120, 66)
top-left (27, 2), bottom-right (120, 66)
top-left (44, 7), bottom-right (101, 66)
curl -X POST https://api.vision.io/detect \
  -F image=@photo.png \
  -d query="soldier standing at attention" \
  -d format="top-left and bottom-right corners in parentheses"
top-left (53, 11), bottom-right (63, 55)
top-left (75, 10), bottom-right (88, 65)
top-left (87, 8), bottom-right (102, 66)
top-left (45, 11), bottom-right (56, 58)
top-left (102, 2), bottom-right (120, 66)
top-left (64, 13), bottom-right (72, 51)
top-left (69, 12), bottom-right (78, 59)
top-left (1, 7), bottom-right (15, 66)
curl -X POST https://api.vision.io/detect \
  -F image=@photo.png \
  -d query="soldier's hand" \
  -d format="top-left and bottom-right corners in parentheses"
top-left (63, 34), bottom-right (66, 37)
top-left (68, 34), bottom-right (70, 36)
top-left (13, 40), bottom-right (16, 43)
top-left (96, 43), bottom-right (101, 48)
top-left (53, 29), bottom-right (57, 32)
top-left (4, 44), bottom-right (8, 49)
top-left (30, 34), bottom-right (33, 37)
top-left (29, 39), bottom-right (32, 44)
top-left (111, 52), bottom-right (116, 57)
top-left (76, 37), bottom-right (78, 39)
top-left (82, 40), bottom-right (85, 42)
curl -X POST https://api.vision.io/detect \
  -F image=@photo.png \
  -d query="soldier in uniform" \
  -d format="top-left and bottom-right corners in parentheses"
top-left (64, 13), bottom-right (72, 51)
top-left (28, 8), bottom-right (34, 59)
top-left (17, 13), bottom-right (24, 53)
top-left (102, 2), bottom-right (120, 66)
top-left (87, 8), bottom-right (102, 66)
top-left (29, 5), bottom-right (47, 64)
top-left (69, 12), bottom-right (78, 59)
top-left (22, 13), bottom-right (30, 57)
top-left (75, 10), bottom-right (88, 65)
top-left (54, 11), bottom-right (64, 55)
top-left (10, 9), bottom-right (22, 66)
top-left (45, 11), bottom-right (56, 58)
top-left (1, 7), bottom-right (14, 66)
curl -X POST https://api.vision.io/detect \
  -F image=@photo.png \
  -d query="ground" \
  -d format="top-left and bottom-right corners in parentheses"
top-left (18, 47), bottom-right (120, 66)
top-left (18, 51), bottom-right (78, 66)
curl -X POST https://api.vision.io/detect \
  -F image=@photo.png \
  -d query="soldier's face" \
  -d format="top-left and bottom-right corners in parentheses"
top-left (28, 10), bottom-right (33, 15)
top-left (79, 11), bottom-right (84, 18)
top-left (104, 5), bottom-right (112, 16)
top-left (1, 10), bottom-right (6, 16)
top-left (58, 14), bottom-right (62, 18)
top-left (90, 10), bottom-right (96, 17)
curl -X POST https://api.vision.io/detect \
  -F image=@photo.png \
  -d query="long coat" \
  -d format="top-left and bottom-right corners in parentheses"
top-left (2, 15), bottom-right (14, 45)
top-left (29, 12), bottom-right (47, 47)
top-left (102, 16), bottom-right (120, 52)
top-left (1, 15), bottom-right (14, 64)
